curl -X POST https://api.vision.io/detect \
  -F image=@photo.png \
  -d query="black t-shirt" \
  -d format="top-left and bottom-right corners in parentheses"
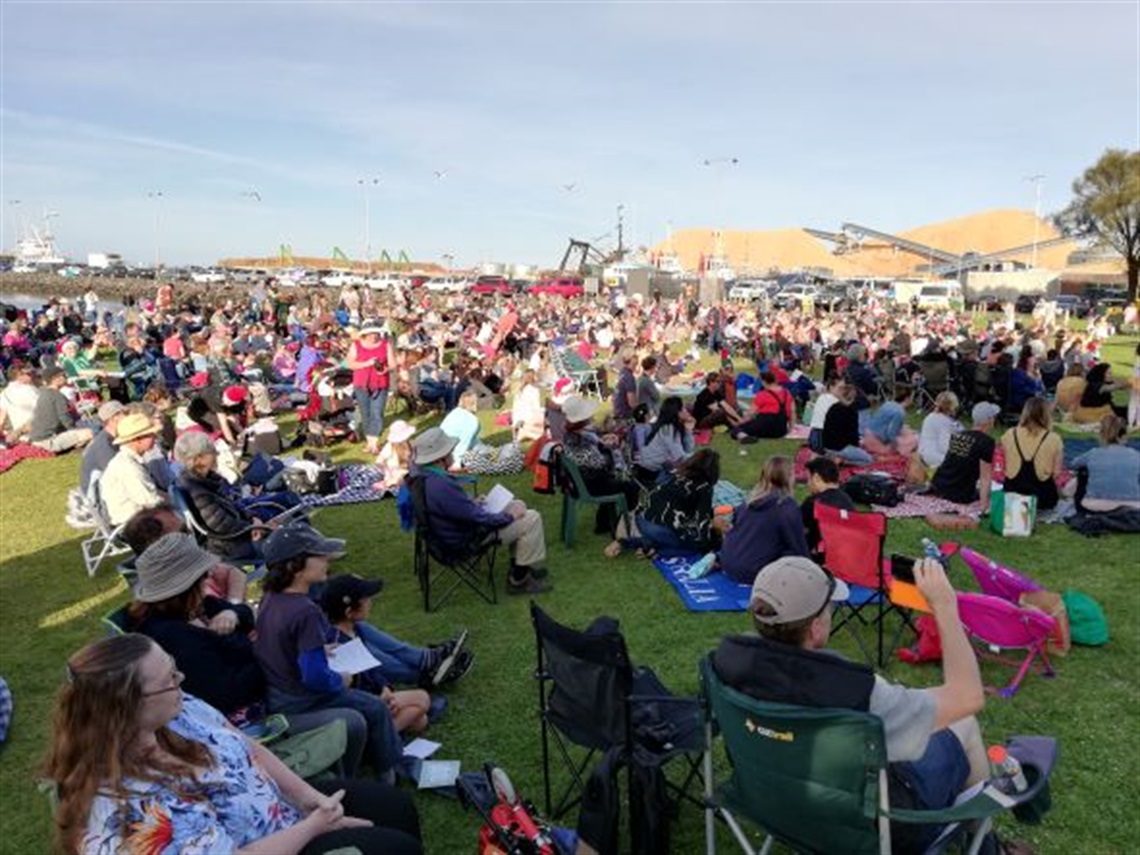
top-left (822, 401), bottom-right (860, 451)
top-left (693, 387), bottom-right (723, 422)
top-left (930, 430), bottom-right (995, 504)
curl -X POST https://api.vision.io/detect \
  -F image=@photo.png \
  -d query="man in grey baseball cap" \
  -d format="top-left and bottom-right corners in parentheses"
top-left (712, 555), bottom-right (990, 851)
top-left (78, 400), bottom-right (129, 495)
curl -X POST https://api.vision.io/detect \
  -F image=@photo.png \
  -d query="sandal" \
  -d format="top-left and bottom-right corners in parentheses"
top-left (603, 541), bottom-right (623, 558)
top-left (636, 547), bottom-right (657, 560)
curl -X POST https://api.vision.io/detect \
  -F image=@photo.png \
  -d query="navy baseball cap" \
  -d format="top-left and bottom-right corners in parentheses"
top-left (262, 521), bottom-right (346, 566)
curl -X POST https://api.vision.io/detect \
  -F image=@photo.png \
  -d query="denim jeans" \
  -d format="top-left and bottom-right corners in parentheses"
top-left (354, 621), bottom-right (427, 686)
top-left (354, 387), bottom-right (389, 440)
top-left (621, 515), bottom-right (696, 558)
top-left (268, 684), bottom-right (402, 776)
top-left (827, 445), bottom-right (874, 465)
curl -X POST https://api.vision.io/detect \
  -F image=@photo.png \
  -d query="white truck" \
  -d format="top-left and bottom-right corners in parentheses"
top-left (87, 252), bottom-right (123, 270)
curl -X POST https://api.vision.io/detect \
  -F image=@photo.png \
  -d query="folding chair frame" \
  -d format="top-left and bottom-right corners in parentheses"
top-left (80, 471), bottom-right (132, 577)
top-left (413, 527), bottom-right (498, 612)
top-left (558, 454), bottom-right (629, 548)
top-left (815, 504), bottom-right (917, 667)
top-left (531, 603), bottom-right (704, 849)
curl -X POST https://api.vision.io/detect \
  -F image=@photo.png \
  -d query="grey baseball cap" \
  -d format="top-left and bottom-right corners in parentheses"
top-left (262, 521), bottom-right (346, 566)
top-left (750, 556), bottom-right (849, 625)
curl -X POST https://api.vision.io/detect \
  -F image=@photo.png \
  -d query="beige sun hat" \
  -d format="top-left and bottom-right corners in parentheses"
top-left (562, 395), bottom-right (599, 424)
top-left (113, 413), bottom-right (161, 445)
top-left (411, 427), bottom-right (459, 464)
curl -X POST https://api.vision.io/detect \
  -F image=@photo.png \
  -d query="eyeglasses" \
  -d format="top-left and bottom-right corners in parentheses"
top-left (142, 667), bottom-right (184, 698)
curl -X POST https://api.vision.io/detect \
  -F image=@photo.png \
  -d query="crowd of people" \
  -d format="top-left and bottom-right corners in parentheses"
top-left (1, 276), bottom-right (1137, 853)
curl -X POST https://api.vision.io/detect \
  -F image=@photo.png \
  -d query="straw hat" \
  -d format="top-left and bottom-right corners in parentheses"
top-left (360, 319), bottom-right (385, 336)
top-left (562, 395), bottom-right (598, 424)
top-left (412, 427), bottom-right (459, 464)
top-left (113, 413), bottom-right (160, 445)
top-left (135, 533), bottom-right (217, 603)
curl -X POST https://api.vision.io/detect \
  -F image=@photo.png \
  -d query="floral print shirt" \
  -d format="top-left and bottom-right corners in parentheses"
top-left (82, 694), bottom-right (301, 854)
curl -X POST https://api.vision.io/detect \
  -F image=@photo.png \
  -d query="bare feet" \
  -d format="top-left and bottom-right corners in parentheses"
top-left (604, 540), bottom-right (622, 558)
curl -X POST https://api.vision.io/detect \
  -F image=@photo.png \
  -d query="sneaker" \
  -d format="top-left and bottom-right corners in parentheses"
top-left (430, 628), bottom-right (469, 661)
top-left (438, 650), bottom-right (474, 686)
top-left (512, 563), bottom-right (549, 580)
top-left (507, 576), bottom-right (552, 595)
top-left (429, 631), bottom-right (470, 687)
top-left (65, 513), bottom-right (95, 529)
top-left (427, 694), bottom-right (449, 723)
top-left (736, 433), bottom-right (760, 445)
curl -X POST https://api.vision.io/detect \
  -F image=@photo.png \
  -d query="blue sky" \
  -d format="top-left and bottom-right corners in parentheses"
top-left (2, 2), bottom-right (1137, 267)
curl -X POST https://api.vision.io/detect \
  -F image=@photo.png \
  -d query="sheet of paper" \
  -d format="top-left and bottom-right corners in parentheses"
top-left (416, 759), bottom-right (461, 789)
top-left (403, 738), bottom-right (442, 760)
top-left (483, 483), bottom-right (514, 515)
top-left (327, 638), bottom-right (382, 676)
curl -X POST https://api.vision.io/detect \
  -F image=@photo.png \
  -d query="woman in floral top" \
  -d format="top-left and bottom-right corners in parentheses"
top-left (43, 634), bottom-right (422, 855)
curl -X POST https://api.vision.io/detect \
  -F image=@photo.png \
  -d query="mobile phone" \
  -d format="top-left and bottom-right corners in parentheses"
top-left (890, 554), bottom-right (917, 584)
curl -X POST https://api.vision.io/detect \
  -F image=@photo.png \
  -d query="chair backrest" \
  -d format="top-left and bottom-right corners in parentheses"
top-left (407, 473), bottom-right (489, 564)
top-left (958, 547), bottom-right (1043, 603)
top-left (169, 483), bottom-right (217, 545)
top-left (814, 503), bottom-right (888, 590)
top-left (918, 359), bottom-right (950, 394)
top-left (700, 655), bottom-right (886, 855)
top-left (86, 470), bottom-right (120, 537)
top-left (102, 604), bottom-right (131, 636)
top-left (531, 602), bottom-right (634, 750)
top-left (558, 453), bottom-right (590, 500)
top-left (957, 592), bottom-right (1055, 650)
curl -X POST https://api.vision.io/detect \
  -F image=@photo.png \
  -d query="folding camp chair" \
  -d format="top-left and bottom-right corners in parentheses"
top-left (407, 473), bottom-right (498, 612)
top-left (814, 503), bottom-right (916, 667)
top-left (79, 470), bottom-right (132, 577)
top-left (558, 454), bottom-right (630, 549)
top-left (555, 348), bottom-right (603, 399)
top-left (169, 484), bottom-right (274, 582)
top-left (531, 603), bottom-right (704, 849)
top-left (101, 603), bottom-right (130, 635)
top-left (955, 547), bottom-right (1056, 698)
top-left (699, 654), bottom-right (1057, 855)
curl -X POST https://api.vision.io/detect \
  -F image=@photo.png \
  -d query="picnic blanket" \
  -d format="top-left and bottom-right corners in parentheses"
top-left (0, 443), bottom-right (54, 474)
top-left (299, 464), bottom-right (385, 508)
top-left (712, 479), bottom-right (747, 509)
top-left (1062, 438), bottom-right (1140, 469)
top-left (872, 491), bottom-right (983, 520)
top-left (793, 445), bottom-right (909, 485)
top-left (653, 554), bottom-right (751, 612)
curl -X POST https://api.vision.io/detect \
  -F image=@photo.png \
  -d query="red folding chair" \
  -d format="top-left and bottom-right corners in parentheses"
top-left (956, 592), bottom-right (1056, 698)
top-left (814, 503), bottom-right (917, 667)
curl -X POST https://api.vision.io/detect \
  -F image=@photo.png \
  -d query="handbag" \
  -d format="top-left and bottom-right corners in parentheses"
top-left (990, 488), bottom-right (1036, 537)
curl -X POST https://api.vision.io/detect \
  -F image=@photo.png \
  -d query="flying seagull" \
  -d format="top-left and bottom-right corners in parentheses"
top-left (433, 169), bottom-right (449, 180)
top-left (240, 190), bottom-right (262, 202)
top-left (561, 182), bottom-right (577, 192)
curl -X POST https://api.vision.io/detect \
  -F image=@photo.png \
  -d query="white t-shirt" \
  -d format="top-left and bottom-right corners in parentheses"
top-left (918, 412), bottom-right (963, 468)
top-left (0, 383), bottom-right (40, 433)
top-left (870, 675), bottom-right (938, 762)
top-left (810, 392), bottom-right (838, 430)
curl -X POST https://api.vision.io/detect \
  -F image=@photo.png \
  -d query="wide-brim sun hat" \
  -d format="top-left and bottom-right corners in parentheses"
top-left (135, 533), bottom-right (218, 603)
top-left (387, 420), bottom-right (416, 444)
top-left (360, 319), bottom-right (385, 336)
top-left (561, 395), bottom-right (599, 424)
top-left (412, 427), bottom-right (459, 464)
top-left (113, 413), bottom-right (161, 445)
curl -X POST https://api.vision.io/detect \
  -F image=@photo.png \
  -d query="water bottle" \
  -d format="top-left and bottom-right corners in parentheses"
top-left (987, 745), bottom-right (1028, 794)
top-left (920, 538), bottom-right (949, 569)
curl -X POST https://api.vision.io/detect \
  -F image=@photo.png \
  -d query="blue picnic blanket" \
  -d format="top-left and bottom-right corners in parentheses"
top-left (653, 554), bottom-right (752, 612)
top-left (1062, 438), bottom-right (1140, 469)
top-left (713, 479), bottom-right (747, 509)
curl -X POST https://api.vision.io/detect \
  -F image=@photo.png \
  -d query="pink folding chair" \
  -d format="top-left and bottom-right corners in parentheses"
top-left (956, 592), bottom-right (1056, 698)
top-left (958, 546), bottom-right (1043, 603)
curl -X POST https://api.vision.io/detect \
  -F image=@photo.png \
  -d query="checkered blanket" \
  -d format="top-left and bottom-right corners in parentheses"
top-left (300, 464), bottom-right (385, 508)
top-left (0, 443), bottom-right (54, 474)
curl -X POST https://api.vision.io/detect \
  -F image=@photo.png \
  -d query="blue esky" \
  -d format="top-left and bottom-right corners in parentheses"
top-left (2, 1), bottom-right (1137, 267)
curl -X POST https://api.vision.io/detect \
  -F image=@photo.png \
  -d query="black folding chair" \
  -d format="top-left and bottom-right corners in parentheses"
top-left (530, 603), bottom-right (704, 850)
top-left (408, 474), bottom-right (498, 612)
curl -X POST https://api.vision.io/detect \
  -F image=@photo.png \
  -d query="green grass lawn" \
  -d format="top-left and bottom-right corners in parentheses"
top-left (1, 338), bottom-right (1137, 854)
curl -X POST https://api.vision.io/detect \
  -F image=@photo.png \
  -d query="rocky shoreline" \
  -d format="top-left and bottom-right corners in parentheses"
top-left (0, 273), bottom-right (326, 303)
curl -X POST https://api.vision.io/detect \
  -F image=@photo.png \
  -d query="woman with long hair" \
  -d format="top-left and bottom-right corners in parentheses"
top-left (917, 391), bottom-right (962, 469)
top-left (606, 448), bottom-right (725, 558)
top-left (42, 634), bottom-right (422, 855)
top-left (1071, 414), bottom-right (1140, 513)
top-left (718, 456), bottom-right (810, 584)
top-left (999, 396), bottom-right (1065, 510)
top-left (636, 395), bottom-right (695, 478)
top-left (1075, 362), bottom-right (1127, 422)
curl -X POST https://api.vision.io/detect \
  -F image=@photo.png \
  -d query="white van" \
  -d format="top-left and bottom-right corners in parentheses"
top-left (916, 283), bottom-right (963, 311)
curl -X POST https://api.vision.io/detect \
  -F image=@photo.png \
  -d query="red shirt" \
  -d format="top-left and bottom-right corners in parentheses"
top-left (351, 339), bottom-right (390, 391)
top-left (752, 386), bottom-right (795, 421)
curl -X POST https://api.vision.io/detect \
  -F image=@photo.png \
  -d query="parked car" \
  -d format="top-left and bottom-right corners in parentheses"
top-left (816, 284), bottom-right (856, 312)
top-left (969, 293), bottom-right (1003, 312)
top-left (471, 275), bottom-right (513, 295)
top-left (915, 283), bottom-right (963, 311)
top-left (423, 276), bottom-right (468, 293)
top-left (529, 275), bottom-right (585, 298)
top-left (1015, 294), bottom-right (1042, 314)
top-left (728, 281), bottom-right (765, 301)
top-left (1052, 295), bottom-right (1090, 318)
top-left (191, 268), bottom-right (226, 284)
top-left (363, 274), bottom-right (408, 291)
top-left (773, 284), bottom-right (819, 308)
top-left (321, 270), bottom-right (365, 288)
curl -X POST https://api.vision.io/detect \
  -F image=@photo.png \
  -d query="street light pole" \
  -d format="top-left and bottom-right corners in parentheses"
top-left (147, 191), bottom-right (164, 268)
top-left (6, 200), bottom-right (21, 253)
top-left (701, 156), bottom-right (739, 278)
top-left (358, 177), bottom-right (379, 273)
top-left (1025, 174), bottom-right (1045, 269)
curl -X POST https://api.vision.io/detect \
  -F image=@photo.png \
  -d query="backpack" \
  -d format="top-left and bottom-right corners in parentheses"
top-left (1062, 590), bottom-right (1109, 646)
top-left (532, 441), bottom-right (562, 495)
top-left (841, 473), bottom-right (902, 507)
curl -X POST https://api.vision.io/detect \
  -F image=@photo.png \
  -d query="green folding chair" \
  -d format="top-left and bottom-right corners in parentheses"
top-left (699, 655), bottom-right (1055, 855)
top-left (558, 454), bottom-right (629, 548)
top-left (101, 604), bottom-right (131, 636)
